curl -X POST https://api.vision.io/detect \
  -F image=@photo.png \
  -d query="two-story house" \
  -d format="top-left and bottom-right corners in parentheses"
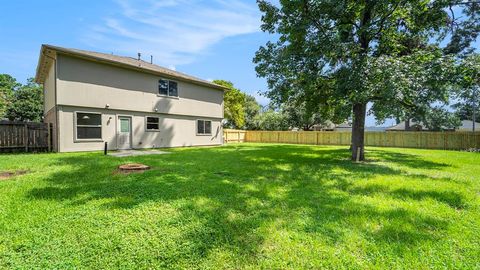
top-left (35, 45), bottom-right (227, 152)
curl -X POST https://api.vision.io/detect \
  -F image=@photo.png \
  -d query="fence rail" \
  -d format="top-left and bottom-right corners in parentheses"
top-left (224, 129), bottom-right (480, 150)
top-left (0, 121), bottom-right (52, 153)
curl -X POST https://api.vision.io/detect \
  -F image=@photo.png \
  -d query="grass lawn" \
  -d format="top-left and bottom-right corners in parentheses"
top-left (0, 143), bottom-right (479, 269)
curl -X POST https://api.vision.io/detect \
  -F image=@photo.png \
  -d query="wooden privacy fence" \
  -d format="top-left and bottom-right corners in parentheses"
top-left (224, 129), bottom-right (247, 143)
top-left (224, 129), bottom-right (480, 150)
top-left (0, 121), bottom-right (52, 153)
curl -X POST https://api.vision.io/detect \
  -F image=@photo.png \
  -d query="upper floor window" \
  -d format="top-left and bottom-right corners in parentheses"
top-left (158, 79), bottom-right (178, 97)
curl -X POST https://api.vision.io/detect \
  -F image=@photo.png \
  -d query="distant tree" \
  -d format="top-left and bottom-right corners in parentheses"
top-left (214, 80), bottom-right (246, 129)
top-left (254, 109), bottom-right (289, 131)
top-left (0, 74), bottom-right (20, 119)
top-left (5, 78), bottom-right (43, 122)
top-left (423, 107), bottom-right (461, 131)
top-left (244, 94), bottom-right (262, 130)
top-left (282, 101), bottom-right (326, 131)
top-left (255, 0), bottom-right (479, 161)
top-left (454, 102), bottom-right (480, 121)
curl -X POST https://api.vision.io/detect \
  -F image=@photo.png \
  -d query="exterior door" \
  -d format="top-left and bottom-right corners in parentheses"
top-left (117, 117), bottom-right (132, 150)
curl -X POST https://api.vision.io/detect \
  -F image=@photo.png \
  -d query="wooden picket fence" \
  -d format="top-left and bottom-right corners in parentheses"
top-left (224, 129), bottom-right (480, 150)
top-left (0, 121), bottom-right (52, 153)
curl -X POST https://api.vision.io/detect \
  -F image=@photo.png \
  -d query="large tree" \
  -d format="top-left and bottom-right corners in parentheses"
top-left (254, 0), bottom-right (480, 160)
top-left (0, 74), bottom-right (20, 119)
top-left (213, 80), bottom-right (246, 129)
top-left (5, 78), bottom-right (43, 122)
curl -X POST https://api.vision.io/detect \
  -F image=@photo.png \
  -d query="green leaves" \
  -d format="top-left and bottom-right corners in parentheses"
top-left (254, 0), bottom-right (478, 128)
top-left (4, 78), bottom-right (43, 122)
top-left (0, 74), bottom-right (20, 119)
top-left (453, 53), bottom-right (480, 121)
top-left (213, 80), bottom-right (246, 129)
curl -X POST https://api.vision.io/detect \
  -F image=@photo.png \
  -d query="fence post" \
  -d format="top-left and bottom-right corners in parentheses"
top-left (24, 124), bottom-right (28, 152)
top-left (237, 131), bottom-right (240, 143)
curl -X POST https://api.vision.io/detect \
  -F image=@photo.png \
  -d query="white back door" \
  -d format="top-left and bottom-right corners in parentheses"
top-left (117, 117), bottom-right (132, 150)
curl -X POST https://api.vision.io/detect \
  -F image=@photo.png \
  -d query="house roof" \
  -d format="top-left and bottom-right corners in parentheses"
top-left (458, 120), bottom-right (480, 131)
top-left (386, 120), bottom-right (426, 131)
top-left (387, 119), bottom-right (480, 131)
top-left (336, 122), bottom-right (352, 129)
top-left (34, 44), bottom-right (229, 91)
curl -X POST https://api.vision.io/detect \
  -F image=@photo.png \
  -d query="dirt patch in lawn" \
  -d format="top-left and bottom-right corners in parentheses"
top-left (0, 170), bottom-right (29, 181)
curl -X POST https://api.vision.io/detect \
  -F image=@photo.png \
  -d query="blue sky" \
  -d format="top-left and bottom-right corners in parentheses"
top-left (1, 0), bottom-right (477, 127)
top-left (0, 0), bottom-right (272, 103)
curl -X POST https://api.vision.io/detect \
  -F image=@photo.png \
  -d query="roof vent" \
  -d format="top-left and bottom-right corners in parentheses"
top-left (137, 52), bottom-right (141, 60)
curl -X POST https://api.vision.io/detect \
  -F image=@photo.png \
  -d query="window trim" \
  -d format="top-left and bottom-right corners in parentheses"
top-left (145, 116), bottom-right (160, 132)
top-left (196, 119), bottom-right (212, 136)
top-left (74, 111), bottom-right (103, 142)
top-left (158, 78), bottom-right (179, 98)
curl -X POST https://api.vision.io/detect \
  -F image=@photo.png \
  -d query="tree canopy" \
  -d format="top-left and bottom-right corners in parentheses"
top-left (5, 78), bottom-right (43, 122)
top-left (453, 53), bottom-right (480, 122)
top-left (255, 0), bottom-right (480, 160)
top-left (0, 74), bottom-right (20, 119)
top-left (253, 109), bottom-right (290, 131)
top-left (244, 94), bottom-right (262, 130)
top-left (213, 80), bottom-right (246, 129)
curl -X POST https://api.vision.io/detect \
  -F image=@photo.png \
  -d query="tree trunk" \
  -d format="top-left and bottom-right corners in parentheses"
top-left (405, 117), bottom-right (410, 131)
top-left (350, 0), bottom-right (373, 161)
top-left (351, 103), bottom-right (367, 161)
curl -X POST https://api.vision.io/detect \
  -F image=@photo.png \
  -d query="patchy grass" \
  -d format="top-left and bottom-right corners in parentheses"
top-left (0, 143), bottom-right (479, 269)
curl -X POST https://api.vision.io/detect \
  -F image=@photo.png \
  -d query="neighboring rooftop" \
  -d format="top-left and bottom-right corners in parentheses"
top-left (457, 120), bottom-right (480, 131)
top-left (386, 120), bottom-right (426, 131)
top-left (387, 119), bottom-right (480, 132)
top-left (35, 44), bottom-right (228, 91)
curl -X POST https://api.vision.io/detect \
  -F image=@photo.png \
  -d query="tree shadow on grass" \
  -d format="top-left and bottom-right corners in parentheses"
top-left (367, 148), bottom-right (452, 169)
top-left (349, 183), bottom-right (469, 209)
top-left (26, 144), bottom-right (462, 266)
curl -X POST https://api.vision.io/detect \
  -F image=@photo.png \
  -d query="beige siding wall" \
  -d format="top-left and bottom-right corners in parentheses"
top-left (44, 107), bottom-right (58, 152)
top-left (43, 62), bottom-right (56, 113)
top-left (56, 54), bottom-right (224, 118)
top-left (57, 106), bottom-right (222, 152)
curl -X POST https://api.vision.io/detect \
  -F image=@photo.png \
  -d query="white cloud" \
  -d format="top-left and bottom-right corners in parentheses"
top-left (82, 0), bottom-right (261, 66)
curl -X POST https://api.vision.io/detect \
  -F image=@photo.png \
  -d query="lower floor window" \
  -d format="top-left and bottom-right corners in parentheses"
top-left (76, 112), bottom-right (102, 140)
top-left (146, 117), bottom-right (160, 131)
top-left (197, 120), bottom-right (212, 135)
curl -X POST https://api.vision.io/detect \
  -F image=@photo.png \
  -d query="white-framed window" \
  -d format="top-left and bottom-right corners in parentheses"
top-left (75, 112), bottom-right (102, 140)
top-left (146, 116), bottom-right (160, 131)
top-left (158, 78), bottom-right (178, 97)
top-left (197, 120), bottom-right (212, 135)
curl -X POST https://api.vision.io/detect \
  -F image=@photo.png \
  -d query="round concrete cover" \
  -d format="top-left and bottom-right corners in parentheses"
top-left (118, 163), bottom-right (150, 171)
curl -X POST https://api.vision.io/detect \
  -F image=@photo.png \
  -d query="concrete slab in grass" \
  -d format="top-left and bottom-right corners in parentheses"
top-left (108, 150), bottom-right (171, 157)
